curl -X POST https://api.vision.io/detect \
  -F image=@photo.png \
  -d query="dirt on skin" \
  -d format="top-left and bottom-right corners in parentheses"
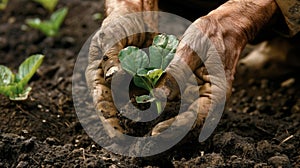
top-left (1, 0), bottom-right (300, 167)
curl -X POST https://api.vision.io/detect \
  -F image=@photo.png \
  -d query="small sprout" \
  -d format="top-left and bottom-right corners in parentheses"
top-left (136, 95), bottom-right (156, 104)
top-left (26, 7), bottom-right (68, 37)
top-left (118, 34), bottom-right (179, 114)
top-left (0, 54), bottom-right (44, 100)
top-left (0, 0), bottom-right (8, 10)
top-left (92, 13), bottom-right (103, 21)
top-left (33, 0), bottom-right (58, 12)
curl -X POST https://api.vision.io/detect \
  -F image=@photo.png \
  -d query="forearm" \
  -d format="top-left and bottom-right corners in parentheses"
top-left (171, 0), bottom-right (278, 76)
top-left (105, 0), bottom-right (142, 16)
top-left (207, 0), bottom-right (278, 43)
top-left (105, 0), bottom-right (158, 16)
top-left (207, 0), bottom-right (277, 74)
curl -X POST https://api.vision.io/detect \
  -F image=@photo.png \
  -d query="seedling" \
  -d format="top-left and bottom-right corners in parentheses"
top-left (118, 34), bottom-right (179, 114)
top-left (26, 7), bottom-right (68, 37)
top-left (0, 0), bottom-right (8, 10)
top-left (33, 0), bottom-right (58, 12)
top-left (0, 54), bottom-right (44, 100)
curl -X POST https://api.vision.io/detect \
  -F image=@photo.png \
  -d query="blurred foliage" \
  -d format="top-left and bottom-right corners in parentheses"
top-left (0, 0), bottom-right (8, 10)
top-left (26, 7), bottom-right (68, 37)
top-left (33, 0), bottom-right (58, 12)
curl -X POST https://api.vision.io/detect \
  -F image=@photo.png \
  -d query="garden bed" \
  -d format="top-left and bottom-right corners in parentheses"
top-left (0, 0), bottom-right (299, 167)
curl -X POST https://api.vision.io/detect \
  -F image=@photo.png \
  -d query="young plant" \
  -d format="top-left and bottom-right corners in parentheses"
top-left (0, 54), bottom-right (44, 100)
top-left (26, 7), bottom-right (68, 37)
top-left (0, 0), bottom-right (8, 10)
top-left (33, 0), bottom-right (58, 12)
top-left (118, 34), bottom-right (179, 114)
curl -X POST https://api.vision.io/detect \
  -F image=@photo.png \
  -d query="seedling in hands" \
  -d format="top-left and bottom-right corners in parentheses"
top-left (33, 0), bottom-right (58, 12)
top-left (26, 7), bottom-right (68, 37)
top-left (118, 34), bottom-right (179, 114)
top-left (0, 54), bottom-right (44, 100)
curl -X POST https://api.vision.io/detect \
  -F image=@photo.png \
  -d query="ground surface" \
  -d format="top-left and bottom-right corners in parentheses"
top-left (0, 0), bottom-right (300, 167)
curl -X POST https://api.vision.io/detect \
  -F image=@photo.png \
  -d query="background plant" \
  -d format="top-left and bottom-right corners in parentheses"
top-left (0, 0), bottom-right (8, 10)
top-left (33, 0), bottom-right (58, 12)
top-left (0, 55), bottom-right (44, 100)
top-left (26, 7), bottom-right (68, 37)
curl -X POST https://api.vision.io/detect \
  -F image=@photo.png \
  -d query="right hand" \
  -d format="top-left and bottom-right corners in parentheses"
top-left (151, 0), bottom-right (278, 141)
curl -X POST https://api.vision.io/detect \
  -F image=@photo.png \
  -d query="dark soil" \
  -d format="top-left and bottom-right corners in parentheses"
top-left (1, 0), bottom-right (300, 167)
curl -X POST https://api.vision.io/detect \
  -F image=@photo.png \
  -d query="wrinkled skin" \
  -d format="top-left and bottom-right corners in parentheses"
top-left (86, 0), bottom-right (277, 140)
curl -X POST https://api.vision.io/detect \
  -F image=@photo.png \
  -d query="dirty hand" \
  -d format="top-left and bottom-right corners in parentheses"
top-left (151, 0), bottom-right (277, 141)
top-left (85, 0), bottom-right (158, 137)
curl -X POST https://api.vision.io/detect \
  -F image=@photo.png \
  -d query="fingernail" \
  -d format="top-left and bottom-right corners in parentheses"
top-left (106, 66), bottom-right (119, 78)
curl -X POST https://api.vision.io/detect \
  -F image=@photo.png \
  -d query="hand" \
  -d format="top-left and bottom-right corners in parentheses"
top-left (151, 0), bottom-right (277, 141)
top-left (85, 0), bottom-right (158, 138)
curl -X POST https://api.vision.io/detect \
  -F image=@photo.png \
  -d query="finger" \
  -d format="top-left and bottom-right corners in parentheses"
top-left (85, 36), bottom-right (105, 90)
top-left (154, 40), bottom-right (203, 101)
top-left (85, 53), bottom-right (126, 138)
top-left (153, 72), bottom-right (180, 101)
top-left (187, 96), bottom-right (212, 128)
top-left (150, 86), bottom-right (214, 141)
top-left (195, 66), bottom-right (210, 83)
top-left (93, 82), bottom-right (126, 138)
top-left (188, 73), bottom-right (205, 86)
top-left (98, 115), bottom-right (125, 140)
top-left (91, 82), bottom-right (126, 139)
top-left (151, 111), bottom-right (196, 139)
top-left (94, 84), bottom-right (126, 138)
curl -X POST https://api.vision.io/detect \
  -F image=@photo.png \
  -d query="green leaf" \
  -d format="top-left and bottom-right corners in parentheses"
top-left (136, 68), bottom-right (148, 76)
top-left (33, 0), bottom-right (58, 12)
top-left (133, 76), bottom-right (151, 91)
top-left (118, 46), bottom-right (149, 76)
top-left (16, 54), bottom-right (44, 87)
top-left (0, 82), bottom-right (25, 100)
top-left (26, 18), bottom-right (56, 37)
top-left (136, 95), bottom-right (155, 103)
top-left (26, 7), bottom-right (68, 37)
top-left (50, 7), bottom-right (68, 31)
top-left (0, 0), bottom-right (8, 10)
top-left (0, 65), bottom-right (15, 86)
top-left (9, 86), bottom-right (32, 101)
top-left (0, 65), bottom-right (17, 97)
top-left (146, 69), bottom-right (164, 86)
top-left (0, 55), bottom-right (43, 101)
top-left (149, 34), bottom-right (179, 70)
top-left (133, 69), bottom-right (163, 91)
top-left (0, 84), bottom-right (14, 98)
top-left (137, 68), bottom-right (164, 86)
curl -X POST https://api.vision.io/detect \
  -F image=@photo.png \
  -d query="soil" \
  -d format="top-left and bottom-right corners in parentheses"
top-left (1, 0), bottom-right (300, 167)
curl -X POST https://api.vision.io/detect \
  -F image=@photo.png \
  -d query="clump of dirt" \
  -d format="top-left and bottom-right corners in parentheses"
top-left (1, 0), bottom-right (300, 167)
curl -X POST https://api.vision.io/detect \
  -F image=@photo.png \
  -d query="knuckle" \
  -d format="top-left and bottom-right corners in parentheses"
top-left (96, 101), bottom-right (117, 118)
top-left (93, 84), bottom-right (113, 103)
top-left (105, 118), bottom-right (124, 132)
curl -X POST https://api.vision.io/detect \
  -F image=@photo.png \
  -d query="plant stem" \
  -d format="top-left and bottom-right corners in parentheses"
top-left (138, 77), bottom-right (163, 114)
top-left (155, 101), bottom-right (162, 114)
top-left (150, 90), bottom-right (162, 114)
